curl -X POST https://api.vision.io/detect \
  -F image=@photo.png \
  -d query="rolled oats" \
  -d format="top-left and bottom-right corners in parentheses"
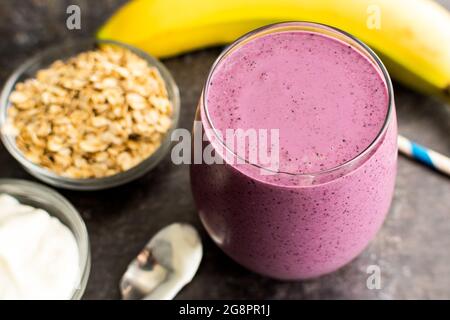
top-left (8, 45), bottom-right (173, 179)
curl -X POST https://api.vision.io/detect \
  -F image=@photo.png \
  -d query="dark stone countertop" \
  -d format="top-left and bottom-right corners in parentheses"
top-left (0, 0), bottom-right (449, 300)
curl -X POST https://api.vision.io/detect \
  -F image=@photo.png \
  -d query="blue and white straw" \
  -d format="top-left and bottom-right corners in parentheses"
top-left (398, 135), bottom-right (450, 177)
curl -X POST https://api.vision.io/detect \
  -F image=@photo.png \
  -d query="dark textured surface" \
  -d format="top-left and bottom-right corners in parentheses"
top-left (0, 0), bottom-right (449, 299)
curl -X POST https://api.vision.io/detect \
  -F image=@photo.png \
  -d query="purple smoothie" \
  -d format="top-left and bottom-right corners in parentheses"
top-left (190, 23), bottom-right (397, 279)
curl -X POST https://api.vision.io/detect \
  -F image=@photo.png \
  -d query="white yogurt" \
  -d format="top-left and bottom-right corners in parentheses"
top-left (0, 194), bottom-right (80, 300)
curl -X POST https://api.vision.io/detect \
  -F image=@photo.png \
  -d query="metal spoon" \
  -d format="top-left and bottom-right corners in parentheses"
top-left (120, 223), bottom-right (202, 300)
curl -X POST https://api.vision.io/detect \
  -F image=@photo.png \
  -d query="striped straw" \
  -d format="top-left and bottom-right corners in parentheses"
top-left (398, 135), bottom-right (450, 177)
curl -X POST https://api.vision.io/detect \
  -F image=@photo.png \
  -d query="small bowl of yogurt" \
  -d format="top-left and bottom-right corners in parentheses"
top-left (0, 179), bottom-right (90, 299)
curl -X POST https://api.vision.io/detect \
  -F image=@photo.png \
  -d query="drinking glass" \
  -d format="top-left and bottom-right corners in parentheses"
top-left (190, 22), bottom-right (397, 279)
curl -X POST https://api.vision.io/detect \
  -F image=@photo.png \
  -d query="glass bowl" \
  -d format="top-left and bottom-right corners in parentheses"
top-left (0, 39), bottom-right (180, 190)
top-left (0, 179), bottom-right (90, 299)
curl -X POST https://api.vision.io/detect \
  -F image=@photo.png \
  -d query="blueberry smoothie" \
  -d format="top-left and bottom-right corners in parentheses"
top-left (190, 22), bottom-right (397, 279)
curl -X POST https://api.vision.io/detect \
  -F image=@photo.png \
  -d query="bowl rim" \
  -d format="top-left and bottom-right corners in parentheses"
top-left (0, 178), bottom-right (90, 299)
top-left (0, 38), bottom-right (180, 190)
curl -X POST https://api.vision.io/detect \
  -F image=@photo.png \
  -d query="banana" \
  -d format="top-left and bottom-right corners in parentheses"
top-left (98, 0), bottom-right (450, 103)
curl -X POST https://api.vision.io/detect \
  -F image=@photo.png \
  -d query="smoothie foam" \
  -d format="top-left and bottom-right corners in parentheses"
top-left (206, 31), bottom-right (389, 175)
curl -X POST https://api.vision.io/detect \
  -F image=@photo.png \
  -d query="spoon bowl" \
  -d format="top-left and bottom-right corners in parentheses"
top-left (120, 223), bottom-right (202, 300)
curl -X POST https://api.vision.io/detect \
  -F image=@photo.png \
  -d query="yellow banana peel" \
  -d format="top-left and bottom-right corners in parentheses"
top-left (98, 0), bottom-right (450, 103)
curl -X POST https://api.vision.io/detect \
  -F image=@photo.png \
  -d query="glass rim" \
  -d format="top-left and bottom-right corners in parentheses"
top-left (202, 21), bottom-right (394, 178)
top-left (0, 38), bottom-right (180, 190)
